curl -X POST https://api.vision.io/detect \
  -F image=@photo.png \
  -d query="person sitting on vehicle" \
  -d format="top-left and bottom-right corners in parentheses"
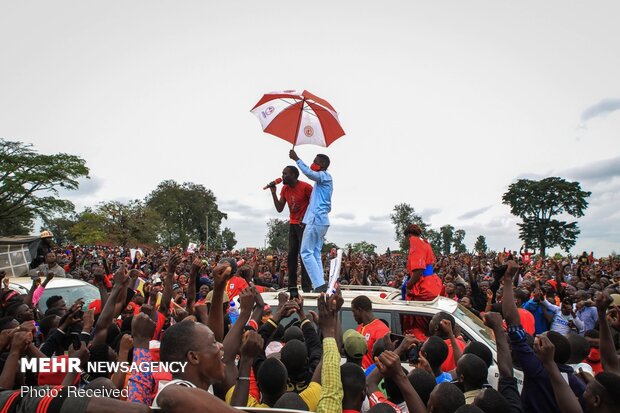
top-left (352, 295), bottom-right (390, 369)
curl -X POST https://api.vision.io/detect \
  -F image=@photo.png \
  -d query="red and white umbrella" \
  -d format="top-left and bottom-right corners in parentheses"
top-left (251, 90), bottom-right (345, 147)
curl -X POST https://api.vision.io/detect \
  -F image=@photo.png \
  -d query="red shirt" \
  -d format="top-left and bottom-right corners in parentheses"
top-left (407, 236), bottom-right (430, 273)
top-left (357, 319), bottom-right (391, 369)
top-left (518, 308), bottom-right (536, 336)
top-left (226, 276), bottom-right (249, 300)
top-left (441, 336), bottom-right (466, 372)
top-left (281, 181), bottom-right (313, 224)
top-left (521, 252), bottom-right (532, 265)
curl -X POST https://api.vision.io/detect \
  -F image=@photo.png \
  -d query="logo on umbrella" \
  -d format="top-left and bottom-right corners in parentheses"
top-left (304, 125), bottom-right (314, 137)
top-left (262, 106), bottom-right (275, 118)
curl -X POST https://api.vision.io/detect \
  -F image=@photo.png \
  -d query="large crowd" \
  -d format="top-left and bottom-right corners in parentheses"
top-left (1, 233), bottom-right (620, 413)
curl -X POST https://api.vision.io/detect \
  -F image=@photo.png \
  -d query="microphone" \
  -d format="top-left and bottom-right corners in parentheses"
top-left (263, 177), bottom-right (282, 190)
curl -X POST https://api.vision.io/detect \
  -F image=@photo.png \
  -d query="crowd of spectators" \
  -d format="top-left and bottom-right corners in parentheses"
top-left (1, 236), bottom-right (620, 413)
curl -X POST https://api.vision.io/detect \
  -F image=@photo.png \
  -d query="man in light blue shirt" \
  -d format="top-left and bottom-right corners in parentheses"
top-left (289, 149), bottom-right (332, 292)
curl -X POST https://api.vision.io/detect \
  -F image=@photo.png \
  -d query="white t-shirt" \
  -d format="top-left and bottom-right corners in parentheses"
top-left (151, 379), bottom-right (196, 410)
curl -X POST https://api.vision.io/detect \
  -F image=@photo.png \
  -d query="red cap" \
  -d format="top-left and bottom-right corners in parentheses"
top-left (88, 299), bottom-right (102, 315)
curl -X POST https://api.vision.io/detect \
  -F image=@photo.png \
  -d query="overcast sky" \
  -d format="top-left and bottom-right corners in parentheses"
top-left (1, 1), bottom-right (619, 254)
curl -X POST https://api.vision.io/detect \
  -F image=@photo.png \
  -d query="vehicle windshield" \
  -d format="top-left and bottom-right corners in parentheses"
top-left (452, 304), bottom-right (496, 351)
top-left (38, 284), bottom-right (101, 312)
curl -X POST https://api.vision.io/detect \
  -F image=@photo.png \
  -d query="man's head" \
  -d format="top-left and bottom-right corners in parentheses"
top-left (160, 322), bottom-right (225, 388)
top-left (273, 392), bottom-right (308, 411)
top-left (313, 154), bottom-right (330, 171)
top-left (404, 224), bottom-right (423, 237)
top-left (473, 388), bottom-right (510, 413)
top-left (428, 382), bottom-right (465, 413)
top-left (421, 336), bottom-right (449, 372)
top-left (45, 252), bottom-right (57, 266)
top-left (463, 341), bottom-right (493, 368)
top-left (38, 315), bottom-right (60, 340)
top-left (514, 289), bottom-right (530, 306)
top-left (407, 368), bottom-right (436, 406)
top-left (282, 326), bottom-right (304, 343)
top-left (351, 295), bottom-right (372, 324)
top-left (583, 372), bottom-right (620, 412)
top-left (343, 329), bottom-right (368, 362)
top-left (282, 166), bottom-right (300, 185)
top-left (280, 339), bottom-right (308, 376)
top-left (545, 331), bottom-right (571, 364)
top-left (257, 358), bottom-right (288, 403)
top-left (456, 354), bottom-right (488, 390)
top-left (341, 362), bottom-right (366, 410)
top-left (561, 298), bottom-right (573, 315)
top-left (429, 311), bottom-right (456, 339)
top-left (46, 295), bottom-right (66, 311)
top-left (567, 332), bottom-right (591, 364)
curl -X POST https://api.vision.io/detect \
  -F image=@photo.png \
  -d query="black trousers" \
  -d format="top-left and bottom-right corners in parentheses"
top-left (288, 223), bottom-right (312, 292)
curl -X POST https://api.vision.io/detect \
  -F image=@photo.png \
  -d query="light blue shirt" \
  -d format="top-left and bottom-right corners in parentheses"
top-left (296, 159), bottom-right (332, 226)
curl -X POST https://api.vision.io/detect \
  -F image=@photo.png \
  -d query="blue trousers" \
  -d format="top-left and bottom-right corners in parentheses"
top-left (300, 224), bottom-right (329, 288)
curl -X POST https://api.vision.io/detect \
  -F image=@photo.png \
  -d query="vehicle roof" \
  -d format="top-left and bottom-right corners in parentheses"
top-left (9, 276), bottom-right (94, 290)
top-left (0, 235), bottom-right (40, 244)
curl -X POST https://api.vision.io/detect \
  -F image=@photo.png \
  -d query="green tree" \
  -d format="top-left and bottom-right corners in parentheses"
top-left (474, 235), bottom-right (488, 254)
top-left (146, 180), bottom-right (227, 247)
top-left (390, 203), bottom-right (427, 251)
top-left (70, 210), bottom-right (107, 245)
top-left (0, 139), bottom-right (89, 234)
top-left (345, 241), bottom-right (377, 255)
top-left (453, 229), bottom-right (467, 253)
top-left (220, 227), bottom-right (237, 250)
top-left (266, 219), bottom-right (289, 251)
top-left (426, 228), bottom-right (442, 256)
top-left (97, 200), bottom-right (160, 246)
top-left (440, 225), bottom-right (455, 255)
top-left (502, 177), bottom-right (591, 256)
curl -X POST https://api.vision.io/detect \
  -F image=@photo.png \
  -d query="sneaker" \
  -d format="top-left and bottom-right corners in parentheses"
top-left (313, 284), bottom-right (328, 293)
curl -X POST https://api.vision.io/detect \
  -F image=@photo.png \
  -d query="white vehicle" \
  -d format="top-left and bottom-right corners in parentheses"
top-left (8, 276), bottom-right (100, 313)
top-left (261, 285), bottom-right (524, 389)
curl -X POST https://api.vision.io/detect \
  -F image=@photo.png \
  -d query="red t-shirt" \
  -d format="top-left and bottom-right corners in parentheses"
top-left (518, 308), bottom-right (536, 336)
top-left (407, 236), bottom-right (428, 273)
top-left (521, 252), bottom-right (532, 265)
top-left (226, 276), bottom-right (249, 300)
top-left (280, 181), bottom-right (313, 224)
top-left (357, 319), bottom-right (391, 369)
top-left (441, 336), bottom-right (466, 372)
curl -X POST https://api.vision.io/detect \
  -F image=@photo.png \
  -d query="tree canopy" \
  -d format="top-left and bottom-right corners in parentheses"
top-left (266, 219), bottom-right (289, 251)
top-left (146, 180), bottom-right (227, 248)
top-left (390, 203), bottom-right (427, 251)
top-left (474, 235), bottom-right (488, 254)
top-left (502, 177), bottom-right (591, 256)
top-left (0, 139), bottom-right (89, 234)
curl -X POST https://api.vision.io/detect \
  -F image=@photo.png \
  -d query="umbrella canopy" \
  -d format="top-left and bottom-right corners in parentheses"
top-left (251, 90), bottom-right (345, 147)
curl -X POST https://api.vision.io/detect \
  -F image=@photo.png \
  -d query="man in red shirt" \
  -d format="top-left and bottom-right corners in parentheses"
top-left (352, 295), bottom-right (390, 369)
top-left (405, 225), bottom-right (442, 301)
top-left (269, 165), bottom-right (313, 292)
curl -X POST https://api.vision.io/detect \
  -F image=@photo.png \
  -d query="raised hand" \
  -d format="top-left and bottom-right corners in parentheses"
top-left (240, 330), bottom-right (264, 359)
top-left (534, 335), bottom-right (555, 365)
top-left (439, 319), bottom-right (454, 337)
top-left (238, 288), bottom-right (255, 314)
top-left (483, 312), bottom-right (503, 330)
top-left (375, 350), bottom-right (404, 378)
top-left (211, 262), bottom-right (233, 290)
top-left (595, 291), bottom-right (613, 313)
top-left (167, 253), bottom-right (182, 275)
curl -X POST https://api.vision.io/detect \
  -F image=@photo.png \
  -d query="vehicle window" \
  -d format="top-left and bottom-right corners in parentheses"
top-left (341, 310), bottom-right (392, 332)
top-left (400, 313), bottom-right (432, 337)
top-left (38, 285), bottom-right (100, 312)
top-left (0, 244), bottom-right (31, 277)
top-left (452, 306), bottom-right (496, 351)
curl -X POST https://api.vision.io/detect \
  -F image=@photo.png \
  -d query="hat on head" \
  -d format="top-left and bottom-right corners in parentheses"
top-left (610, 294), bottom-right (620, 308)
top-left (343, 329), bottom-right (367, 360)
top-left (40, 230), bottom-right (54, 239)
top-left (205, 290), bottom-right (229, 304)
top-left (265, 341), bottom-right (283, 358)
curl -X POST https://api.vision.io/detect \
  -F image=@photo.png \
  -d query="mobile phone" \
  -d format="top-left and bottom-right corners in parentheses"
top-left (70, 332), bottom-right (81, 349)
top-left (289, 287), bottom-right (299, 300)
